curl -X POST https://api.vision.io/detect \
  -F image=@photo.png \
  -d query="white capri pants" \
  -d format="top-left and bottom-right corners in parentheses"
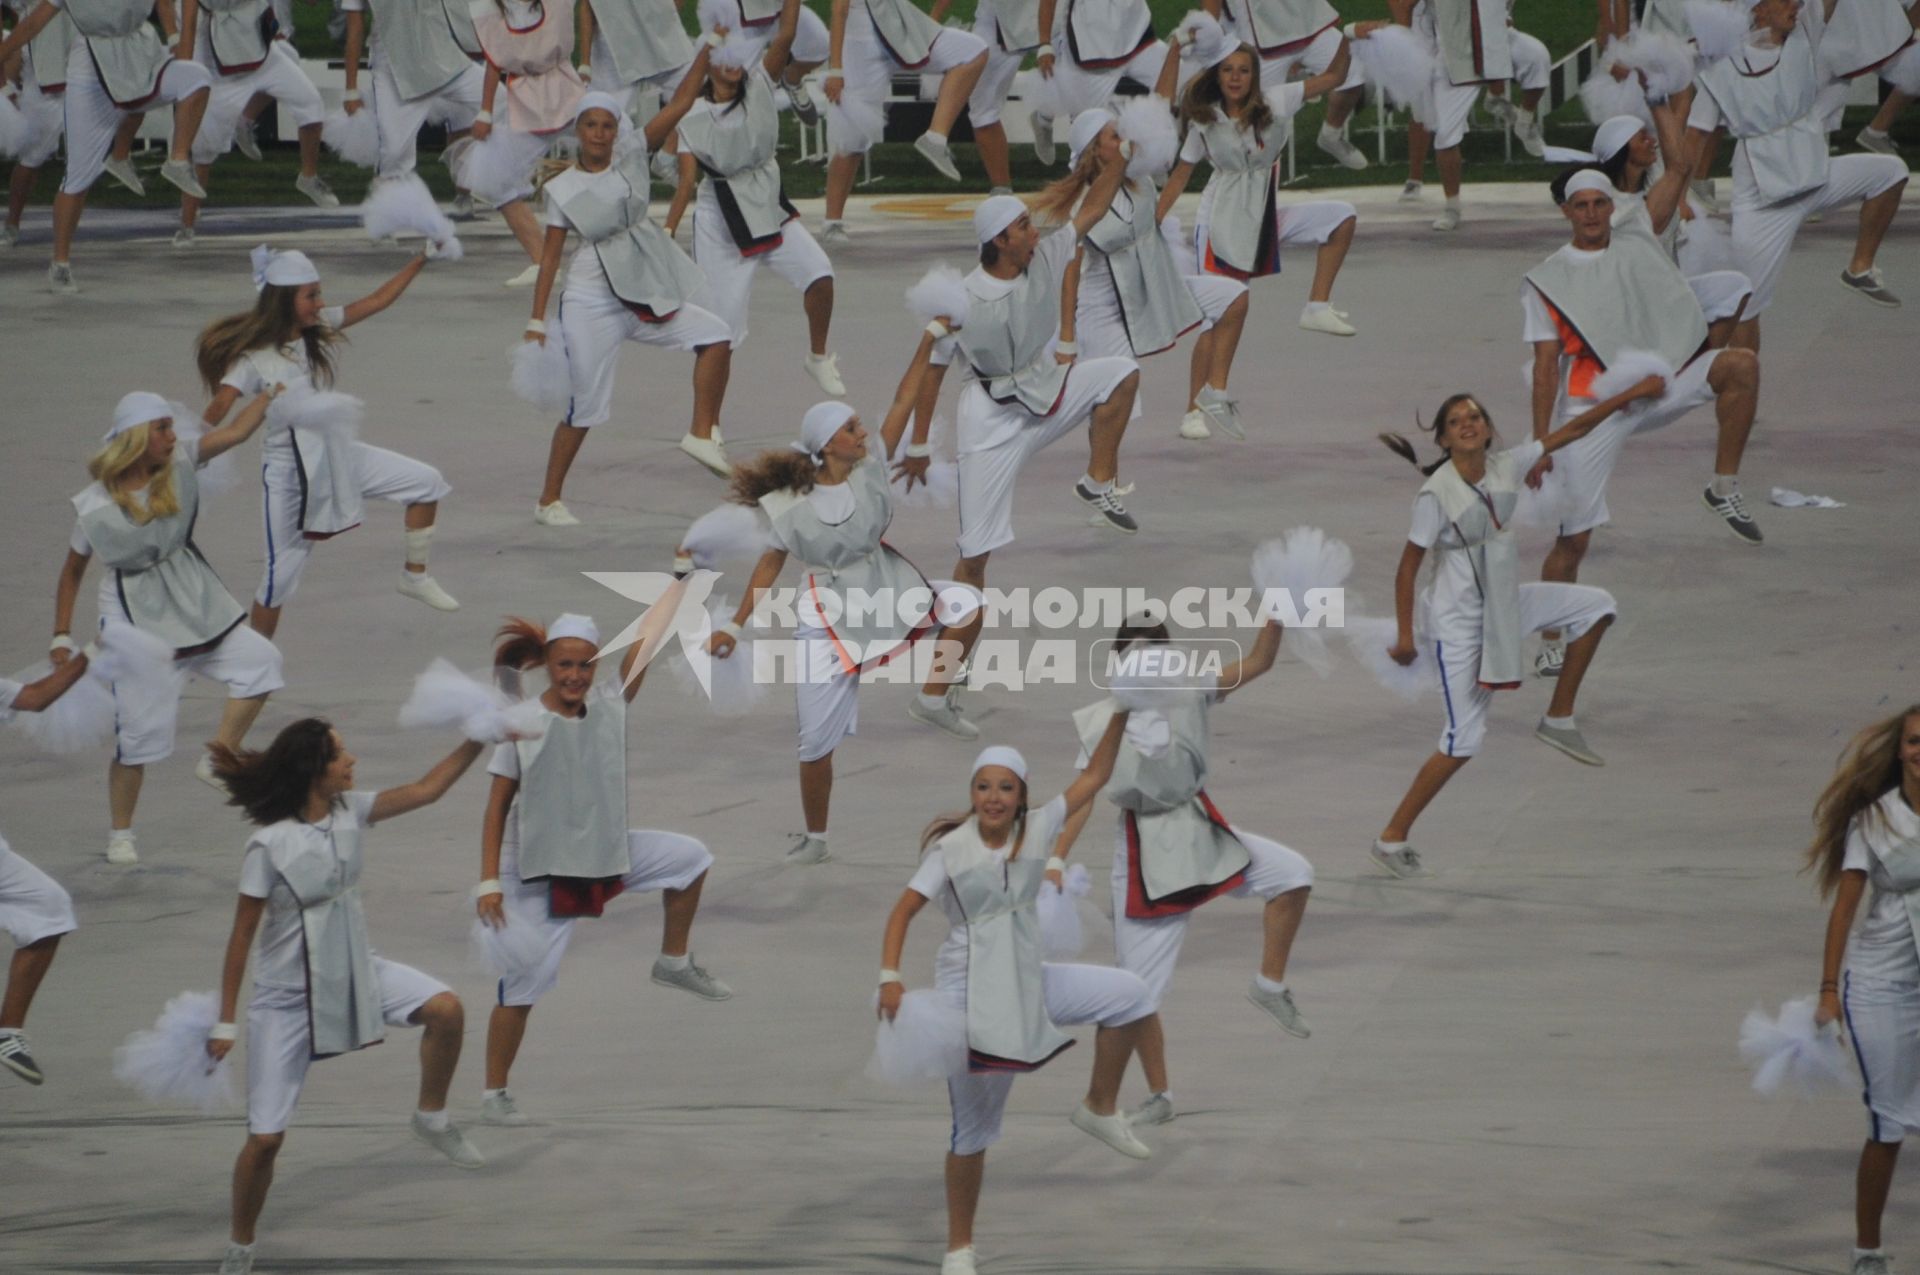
top-left (558, 286), bottom-right (735, 429)
top-left (692, 205), bottom-right (834, 346)
top-left (1732, 152), bottom-right (1909, 315)
top-left (1433, 583), bottom-right (1617, 758)
top-left (953, 355), bottom-right (1138, 559)
top-left (792, 578), bottom-right (974, 761)
top-left (1049, 38), bottom-right (1172, 119)
top-left (495, 830), bottom-right (715, 1006)
top-left (244, 957), bottom-right (449, 1134)
top-left (1108, 824), bottom-right (1313, 1010)
top-left (841, 10), bottom-right (987, 151)
top-left (192, 42), bottom-right (325, 164)
top-left (0, 842), bottom-right (77, 948)
top-left (942, 961), bottom-right (1155, 1155)
top-left (106, 623), bottom-right (285, 766)
top-left (256, 442), bottom-right (453, 608)
top-left (1192, 195), bottom-right (1355, 277)
top-left (371, 59), bottom-right (484, 178)
top-left (1844, 970), bottom-right (1920, 1144)
top-left (14, 78), bottom-right (67, 169)
top-left (1507, 27), bottom-right (1549, 92)
top-left (1428, 74), bottom-right (1481, 151)
top-left (967, 0), bottom-right (1029, 128)
top-left (1551, 348), bottom-right (1725, 537)
top-left (60, 48), bottom-right (213, 194)
top-left (1252, 26), bottom-right (1364, 94)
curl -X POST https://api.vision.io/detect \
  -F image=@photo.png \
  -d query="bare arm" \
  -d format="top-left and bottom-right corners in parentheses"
top-left (1392, 540), bottom-right (1425, 656)
top-left (1050, 797), bottom-right (1095, 867)
top-left (0, 1), bottom-right (58, 63)
top-left (879, 328), bottom-right (947, 460)
top-left (1154, 32), bottom-right (1182, 98)
top-left (1036, 0), bottom-right (1057, 73)
top-left (642, 45), bottom-right (715, 152)
top-left (342, 10), bottom-right (366, 102)
top-left (664, 152), bottom-right (698, 236)
top-left (9, 650), bottom-right (93, 712)
top-left (197, 388), bottom-right (282, 464)
top-left (1530, 339), bottom-right (1559, 441)
top-left (207, 894), bottom-right (266, 1059)
top-left (827, 0), bottom-right (849, 98)
top-left (1386, 0), bottom-right (1415, 25)
top-left (1643, 97), bottom-right (1693, 234)
top-left (1539, 375), bottom-right (1668, 455)
top-left (710, 548), bottom-right (788, 656)
top-left (368, 738), bottom-right (488, 823)
top-left (1063, 710), bottom-right (1130, 816)
top-left (177, 0), bottom-right (197, 57)
top-left (201, 384), bottom-right (243, 428)
top-left (475, 773), bottom-right (518, 925)
top-left (478, 63), bottom-right (501, 127)
top-left (1069, 156), bottom-right (1128, 237)
top-left (1816, 871), bottom-right (1866, 1026)
top-left (577, 0), bottom-right (594, 76)
top-left (528, 225), bottom-right (569, 332)
top-left (875, 887), bottom-right (930, 1017)
top-left (51, 550), bottom-right (91, 655)
top-left (1156, 160), bottom-right (1195, 223)
top-left (1215, 617), bottom-right (1281, 700)
top-left (156, 0), bottom-right (179, 44)
top-left (1058, 247), bottom-right (1082, 349)
top-left (338, 255), bottom-right (430, 328)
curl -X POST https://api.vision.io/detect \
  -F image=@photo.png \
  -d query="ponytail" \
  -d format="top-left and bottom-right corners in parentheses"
top-left (728, 449), bottom-right (819, 506)
top-left (493, 616), bottom-right (549, 696)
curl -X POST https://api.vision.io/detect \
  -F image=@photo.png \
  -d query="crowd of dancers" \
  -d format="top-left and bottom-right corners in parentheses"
top-left (3, 0), bottom-right (1918, 1271)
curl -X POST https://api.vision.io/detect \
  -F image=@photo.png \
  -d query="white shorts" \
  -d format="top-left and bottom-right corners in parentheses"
top-left (495, 830), bottom-right (715, 1006)
top-left (1433, 583), bottom-right (1617, 758)
top-left (107, 623), bottom-right (285, 766)
top-left (1253, 26), bottom-right (1364, 94)
top-left (1731, 152), bottom-right (1909, 314)
top-left (942, 960), bottom-right (1155, 1155)
top-left (60, 48), bottom-right (213, 194)
top-left (1428, 73), bottom-right (1481, 151)
top-left (954, 355), bottom-right (1138, 559)
top-left (692, 207), bottom-right (834, 346)
top-left (1049, 37), bottom-right (1171, 119)
top-left (1551, 349), bottom-right (1723, 537)
top-left (256, 443), bottom-right (453, 608)
top-left (1194, 195), bottom-right (1355, 276)
top-left (371, 58), bottom-right (484, 178)
top-left (841, 8), bottom-right (987, 140)
top-left (792, 578), bottom-right (969, 761)
top-left (192, 43), bottom-right (325, 164)
top-left (1107, 823), bottom-right (1313, 1010)
top-left (245, 957), bottom-right (449, 1134)
top-left (558, 286), bottom-right (735, 429)
top-left (1508, 27), bottom-right (1549, 92)
top-left (0, 841), bottom-right (77, 948)
top-left (728, 5), bottom-right (831, 71)
top-left (1844, 971), bottom-right (1920, 1144)
top-left (967, 0), bottom-right (1030, 127)
top-left (1686, 269), bottom-right (1752, 324)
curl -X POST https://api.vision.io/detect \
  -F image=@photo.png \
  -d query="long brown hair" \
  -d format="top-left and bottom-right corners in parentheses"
top-left (211, 717), bottom-right (341, 827)
top-left (88, 426), bottom-right (182, 523)
top-left (728, 449), bottom-right (819, 506)
top-left (1379, 394), bottom-right (1493, 479)
top-left (1807, 707), bottom-right (1920, 898)
top-left (919, 775), bottom-right (1032, 857)
top-left (1030, 144), bottom-right (1115, 227)
top-left (494, 616), bottom-right (552, 697)
top-left (195, 284), bottom-right (342, 396)
top-left (1181, 47), bottom-right (1273, 134)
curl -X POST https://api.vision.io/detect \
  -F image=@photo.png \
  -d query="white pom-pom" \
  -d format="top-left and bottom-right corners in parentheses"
top-left (424, 230), bottom-right (465, 261)
top-left (1542, 144), bottom-right (1600, 164)
top-left (1342, 615), bottom-right (1433, 702)
top-left (1615, 31), bottom-right (1697, 102)
top-left (887, 415), bottom-right (959, 510)
top-left (1685, 0), bottom-right (1752, 63)
top-left (16, 86), bottom-right (61, 159)
top-left (826, 92), bottom-right (885, 157)
top-left (1249, 526), bottom-right (1355, 678)
top-left (1160, 211), bottom-right (1196, 274)
top-left (6, 660), bottom-right (118, 754)
top-left (171, 404), bottom-right (241, 498)
top-left (1116, 94), bottom-right (1179, 180)
top-left (1108, 669), bottom-right (1193, 713)
top-left (1175, 9), bottom-right (1235, 67)
top-left (91, 621), bottom-right (177, 685)
top-left (271, 387), bottom-right (365, 443)
top-left (1679, 211), bottom-right (1734, 271)
top-left (905, 264), bottom-right (971, 329)
top-left (0, 93), bottom-right (28, 161)
top-left (455, 128), bottom-right (550, 205)
top-left (669, 597), bottom-right (771, 715)
top-left (682, 505), bottom-right (775, 568)
top-left (866, 988), bottom-right (969, 1085)
top-left (697, 0), bottom-right (732, 35)
top-left (362, 173), bottom-right (457, 246)
top-left (1513, 459), bottom-right (1574, 530)
top-left (111, 991), bottom-right (239, 1114)
top-left (1590, 348), bottom-right (1674, 405)
top-left (1037, 862), bottom-right (1091, 959)
top-left (1580, 61), bottom-right (1651, 125)
top-left (1351, 25), bottom-right (1438, 125)
top-left (510, 336), bottom-right (573, 413)
top-left (397, 657), bottom-right (547, 743)
top-left (469, 903), bottom-right (552, 980)
top-left (322, 107), bottom-right (380, 168)
top-left (1739, 996), bottom-right (1850, 1096)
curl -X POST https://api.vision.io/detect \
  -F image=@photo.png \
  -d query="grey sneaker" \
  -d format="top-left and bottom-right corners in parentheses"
top-left (1841, 266), bottom-right (1902, 307)
top-left (914, 132), bottom-right (962, 182)
top-left (1431, 206), bottom-right (1462, 232)
top-left (534, 500), bottom-right (581, 527)
top-left (1316, 125), bottom-right (1368, 170)
top-left (2, 223), bottom-right (19, 248)
top-left (1069, 1103), bottom-right (1152, 1159)
top-left (651, 955), bottom-right (733, 1001)
top-left (295, 173), bottom-right (340, 208)
top-left (1857, 127), bottom-right (1900, 156)
top-left (1484, 94), bottom-right (1515, 125)
top-left (450, 192), bottom-right (476, 220)
top-left (1852, 1254), bottom-right (1892, 1275)
top-left (158, 158), bottom-right (207, 199)
top-left (172, 226), bottom-right (196, 249)
top-left (1514, 113), bottom-right (1545, 158)
top-left (1535, 718), bottom-right (1604, 766)
top-left (1398, 179), bottom-right (1423, 202)
top-left (410, 1113), bottom-right (485, 1168)
top-left (480, 1090), bottom-right (529, 1125)
top-left (1247, 980), bottom-right (1311, 1038)
top-left (1074, 480), bottom-right (1140, 534)
top-left (1030, 110), bottom-right (1057, 165)
top-left (785, 833), bottom-right (831, 865)
top-left (1701, 485), bottom-right (1763, 544)
top-left (196, 752), bottom-right (230, 794)
top-left (0, 1030), bottom-right (45, 1084)
top-left (941, 1248), bottom-right (978, 1275)
top-left (785, 79), bottom-right (820, 127)
top-left (219, 1243), bottom-right (255, 1275)
top-left (1534, 644), bottom-right (1564, 679)
top-left (818, 221), bottom-right (850, 245)
top-left (1128, 1092), bottom-right (1174, 1126)
top-left (102, 154), bottom-right (146, 195)
top-left (233, 117), bottom-right (262, 160)
top-left (105, 831), bottom-right (137, 865)
top-left (1194, 385), bottom-right (1246, 439)
top-left (47, 261), bottom-right (78, 294)
top-left (908, 692), bottom-right (980, 740)
top-left (1370, 839), bottom-right (1426, 879)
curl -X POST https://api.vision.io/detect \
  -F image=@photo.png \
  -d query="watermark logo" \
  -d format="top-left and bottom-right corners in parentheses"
top-left (582, 569), bottom-right (721, 693)
top-left (1089, 638), bottom-right (1246, 692)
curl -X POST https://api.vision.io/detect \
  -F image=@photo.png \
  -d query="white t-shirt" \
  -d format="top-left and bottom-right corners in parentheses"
top-left (907, 794), bottom-right (1069, 990)
top-left (1177, 83), bottom-right (1305, 167)
top-left (1519, 250), bottom-right (1604, 408)
top-left (542, 163), bottom-right (638, 297)
top-left (1406, 439), bottom-right (1545, 643)
top-left (220, 310), bottom-right (345, 458)
top-left (238, 790), bottom-right (380, 992)
top-left (1844, 806), bottom-right (1920, 985)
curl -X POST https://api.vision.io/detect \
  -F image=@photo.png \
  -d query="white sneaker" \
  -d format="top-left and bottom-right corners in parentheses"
top-left (941, 1248), bottom-right (978, 1275)
top-left (785, 833), bottom-right (831, 865)
top-left (805, 352), bottom-right (847, 395)
top-left (907, 692), bottom-right (980, 740)
top-left (480, 1090), bottom-right (530, 1126)
top-left (1177, 409), bottom-right (1211, 441)
top-left (219, 1242), bottom-right (255, 1275)
top-left (1857, 127), bottom-right (1900, 156)
top-left (1069, 1103), bottom-right (1152, 1159)
top-left (196, 753), bottom-right (230, 794)
top-left (1534, 645), bottom-right (1564, 679)
top-left (1128, 1092), bottom-right (1174, 1126)
top-left (102, 154), bottom-right (145, 195)
top-left (819, 221), bottom-right (850, 245)
top-left (678, 432), bottom-right (732, 477)
top-left (172, 226), bottom-right (196, 249)
top-left (158, 158), bottom-right (207, 200)
top-left (1514, 112), bottom-right (1545, 158)
top-left (411, 1113), bottom-right (485, 1168)
top-left (1398, 179), bottom-right (1423, 202)
top-left (48, 262), bottom-right (78, 294)
top-left (1316, 125), bottom-right (1368, 171)
top-left (914, 133), bottom-right (962, 182)
top-left (295, 173), bottom-right (340, 208)
top-left (502, 262), bottom-right (540, 288)
top-left (1431, 206), bottom-right (1462, 232)
top-left (1194, 385), bottom-right (1245, 440)
top-left (1299, 306), bottom-right (1356, 337)
top-left (396, 571), bottom-right (460, 611)
top-left (534, 500), bottom-right (581, 526)
top-left (233, 117), bottom-right (263, 161)
top-left (1370, 839), bottom-right (1427, 879)
top-left (1247, 979), bottom-right (1311, 1038)
top-left (650, 955), bottom-right (733, 1000)
top-left (1483, 94), bottom-right (1516, 125)
top-left (1, 224), bottom-right (17, 248)
top-left (1851, 1253), bottom-right (1893, 1275)
top-left (1030, 110), bottom-right (1057, 165)
top-left (105, 831), bottom-right (138, 865)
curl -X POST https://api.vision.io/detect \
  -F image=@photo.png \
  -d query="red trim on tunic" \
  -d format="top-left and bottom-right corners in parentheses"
top-left (1120, 794), bottom-right (1249, 920)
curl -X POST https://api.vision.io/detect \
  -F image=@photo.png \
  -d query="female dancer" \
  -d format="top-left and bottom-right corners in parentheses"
top-left (53, 390), bottom-right (286, 866)
top-left (525, 80), bottom-right (740, 524)
top-left (701, 324), bottom-right (955, 865)
top-left (1810, 705), bottom-right (1920, 1275)
top-left (1210, 0), bottom-right (1371, 167)
top-left (663, 11), bottom-right (846, 395)
top-left (1049, 616), bottom-right (1314, 1126)
top-left (0, 0), bottom-right (212, 293)
top-left (476, 613), bottom-right (731, 1124)
top-left (340, 0), bottom-right (485, 188)
top-left (879, 734), bottom-right (1161, 1275)
top-left (196, 246), bottom-right (459, 639)
top-left (1156, 43), bottom-right (1360, 345)
top-left (206, 719), bottom-right (490, 1275)
top-left (2, 0), bottom-right (77, 249)
top-left (1369, 382), bottom-right (1662, 878)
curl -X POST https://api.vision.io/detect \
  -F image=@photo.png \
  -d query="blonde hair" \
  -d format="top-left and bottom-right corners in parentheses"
top-left (1030, 145), bottom-right (1111, 227)
top-left (87, 425), bottom-right (181, 524)
top-left (1807, 706), bottom-right (1920, 898)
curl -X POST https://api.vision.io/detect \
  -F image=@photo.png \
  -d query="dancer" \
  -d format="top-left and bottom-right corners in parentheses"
top-left (1808, 705), bottom-right (1920, 1275)
top-left (1, 0), bottom-right (75, 248)
top-left (905, 195), bottom-right (1141, 738)
top-left (663, 10), bottom-right (846, 395)
top-left (701, 325), bottom-right (957, 865)
top-left (477, 614), bottom-right (731, 1123)
top-left (1480, 0), bottom-right (1549, 157)
top-left (0, 656), bottom-right (96, 1085)
top-left (578, 0), bottom-right (695, 116)
top-left (819, 0), bottom-right (987, 241)
top-left (606, 0), bottom-right (830, 120)
top-left (53, 390), bottom-right (287, 866)
top-left (174, 0), bottom-right (337, 250)
top-left (525, 81), bottom-right (739, 524)
top-left (207, 719), bottom-right (490, 1275)
top-left (0, 0), bottom-right (213, 293)
top-left (1687, 0), bottom-right (1909, 345)
top-left (1049, 615), bottom-right (1315, 1126)
top-left (196, 246), bottom-right (460, 639)
top-left (1854, 0), bottom-right (1920, 156)
top-left (1039, 0), bottom-right (1176, 124)
top-left (1587, 105), bottom-right (1751, 296)
top-left (340, 0), bottom-right (485, 187)
top-left (939, 0), bottom-right (1055, 191)
top-left (1368, 383), bottom-right (1663, 878)
top-left (1379, 0), bottom-right (1510, 231)
top-left (1156, 44), bottom-right (1359, 338)
top-left (1207, 0), bottom-right (1370, 168)
top-left (878, 734), bottom-right (1162, 1275)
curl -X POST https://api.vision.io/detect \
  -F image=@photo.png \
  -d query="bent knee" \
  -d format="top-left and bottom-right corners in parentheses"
top-left (416, 991), bottom-right (464, 1030)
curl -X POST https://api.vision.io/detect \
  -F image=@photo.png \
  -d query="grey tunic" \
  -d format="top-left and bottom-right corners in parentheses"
top-left (1083, 182), bottom-right (1204, 357)
top-left (1862, 790), bottom-right (1920, 946)
top-left (553, 150), bottom-right (704, 317)
top-left (250, 348), bottom-right (366, 538)
top-left (264, 806), bottom-right (385, 1058)
top-left (1431, 0), bottom-right (1511, 86)
top-left (363, 0), bottom-right (474, 101)
top-left (1063, 0), bottom-right (1151, 67)
top-left (1696, 30), bottom-right (1829, 203)
top-left (65, 0), bottom-right (173, 106)
top-left (510, 685), bottom-right (630, 883)
top-left (958, 226), bottom-right (1076, 415)
top-left (588, 0), bottom-right (693, 85)
top-left (678, 71), bottom-right (798, 250)
top-left (1819, 0), bottom-right (1913, 81)
top-left (990, 0), bottom-right (1043, 51)
top-left (1191, 93), bottom-right (1294, 278)
top-left (199, 0), bottom-right (273, 73)
top-left (28, 3), bottom-right (76, 90)
top-left (1522, 207), bottom-right (1709, 378)
top-left (863, 0), bottom-right (942, 67)
top-left (1421, 451), bottom-right (1524, 688)
top-left (1222, 0), bottom-right (1338, 55)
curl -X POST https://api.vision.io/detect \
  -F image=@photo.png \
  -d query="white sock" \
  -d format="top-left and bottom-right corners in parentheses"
top-left (1255, 973), bottom-right (1288, 996)
top-left (989, 185), bottom-right (1013, 197)
top-left (1303, 301), bottom-right (1331, 315)
top-left (1080, 474), bottom-right (1113, 495)
top-left (1544, 714), bottom-right (1576, 730)
top-left (1711, 473), bottom-right (1739, 497)
top-left (1317, 122), bottom-right (1340, 139)
top-left (917, 691), bottom-right (949, 711)
top-left (924, 130), bottom-right (947, 147)
top-left (657, 952), bottom-right (691, 971)
top-left (1375, 838), bottom-right (1408, 850)
top-left (415, 1108), bottom-right (450, 1131)
top-left (1445, 196), bottom-right (1462, 210)
top-left (110, 827), bottom-right (135, 840)
top-left (823, 218), bottom-right (844, 229)
top-left (1855, 1249), bottom-right (1885, 1261)
top-left (404, 528), bottom-right (433, 568)
top-left (1514, 107), bottom-right (1534, 126)
top-left (1864, 126), bottom-right (1889, 139)
top-left (1152, 1089), bottom-right (1172, 1103)
top-left (482, 1087), bottom-right (506, 1100)
top-left (806, 830), bottom-right (827, 841)
top-left (807, 351), bottom-right (829, 363)
top-left (226, 1242), bottom-right (255, 1255)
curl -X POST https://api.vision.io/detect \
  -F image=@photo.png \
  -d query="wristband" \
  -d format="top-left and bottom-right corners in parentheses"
top-left (717, 620), bottom-right (742, 639)
top-left (473, 879), bottom-right (503, 898)
top-left (823, 67), bottom-right (843, 80)
top-left (924, 319), bottom-right (949, 339)
top-left (80, 641), bottom-right (101, 661)
top-left (579, 63), bottom-right (593, 80)
top-left (704, 29), bottom-right (725, 47)
top-left (49, 634), bottom-right (76, 654)
top-left (1045, 856), bottom-right (1067, 873)
top-left (1053, 340), bottom-right (1077, 355)
top-left (473, 108), bottom-right (493, 124)
top-left (905, 442), bottom-right (933, 459)
top-left (524, 318), bottom-right (547, 335)
top-left (342, 88), bottom-right (361, 102)
top-left (1036, 42), bottom-right (1054, 56)
top-left (1820, 980), bottom-right (1840, 990)
top-left (208, 1022), bottom-right (238, 1041)
top-left (878, 969), bottom-right (903, 985)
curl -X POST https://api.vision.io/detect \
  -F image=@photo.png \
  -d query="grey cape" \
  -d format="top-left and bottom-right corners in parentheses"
top-left (510, 686), bottom-right (632, 912)
top-left (588, 0), bottom-right (695, 84)
top-left (264, 808), bottom-right (386, 1059)
top-left (1084, 183), bottom-right (1205, 357)
top-left (678, 71), bottom-right (800, 253)
top-left (1696, 30), bottom-right (1830, 203)
top-left (555, 149), bottom-right (705, 318)
top-left (65, 0), bottom-right (174, 107)
top-left (1420, 450), bottom-right (1525, 688)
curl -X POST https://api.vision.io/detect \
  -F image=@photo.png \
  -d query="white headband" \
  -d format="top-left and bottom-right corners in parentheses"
top-left (970, 745), bottom-right (1029, 782)
top-left (105, 391), bottom-right (172, 441)
top-left (251, 244), bottom-right (320, 292)
top-left (1592, 115), bottom-right (1646, 164)
top-left (1560, 169), bottom-right (1616, 203)
top-left (575, 91), bottom-right (633, 137)
top-left (796, 401), bottom-right (855, 458)
top-left (547, 613), bottom-right (601, 647)
top-left (1068, 109), bottom-right (1116, 168)
top-left (972, 194), bottom-right (1028, 245)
